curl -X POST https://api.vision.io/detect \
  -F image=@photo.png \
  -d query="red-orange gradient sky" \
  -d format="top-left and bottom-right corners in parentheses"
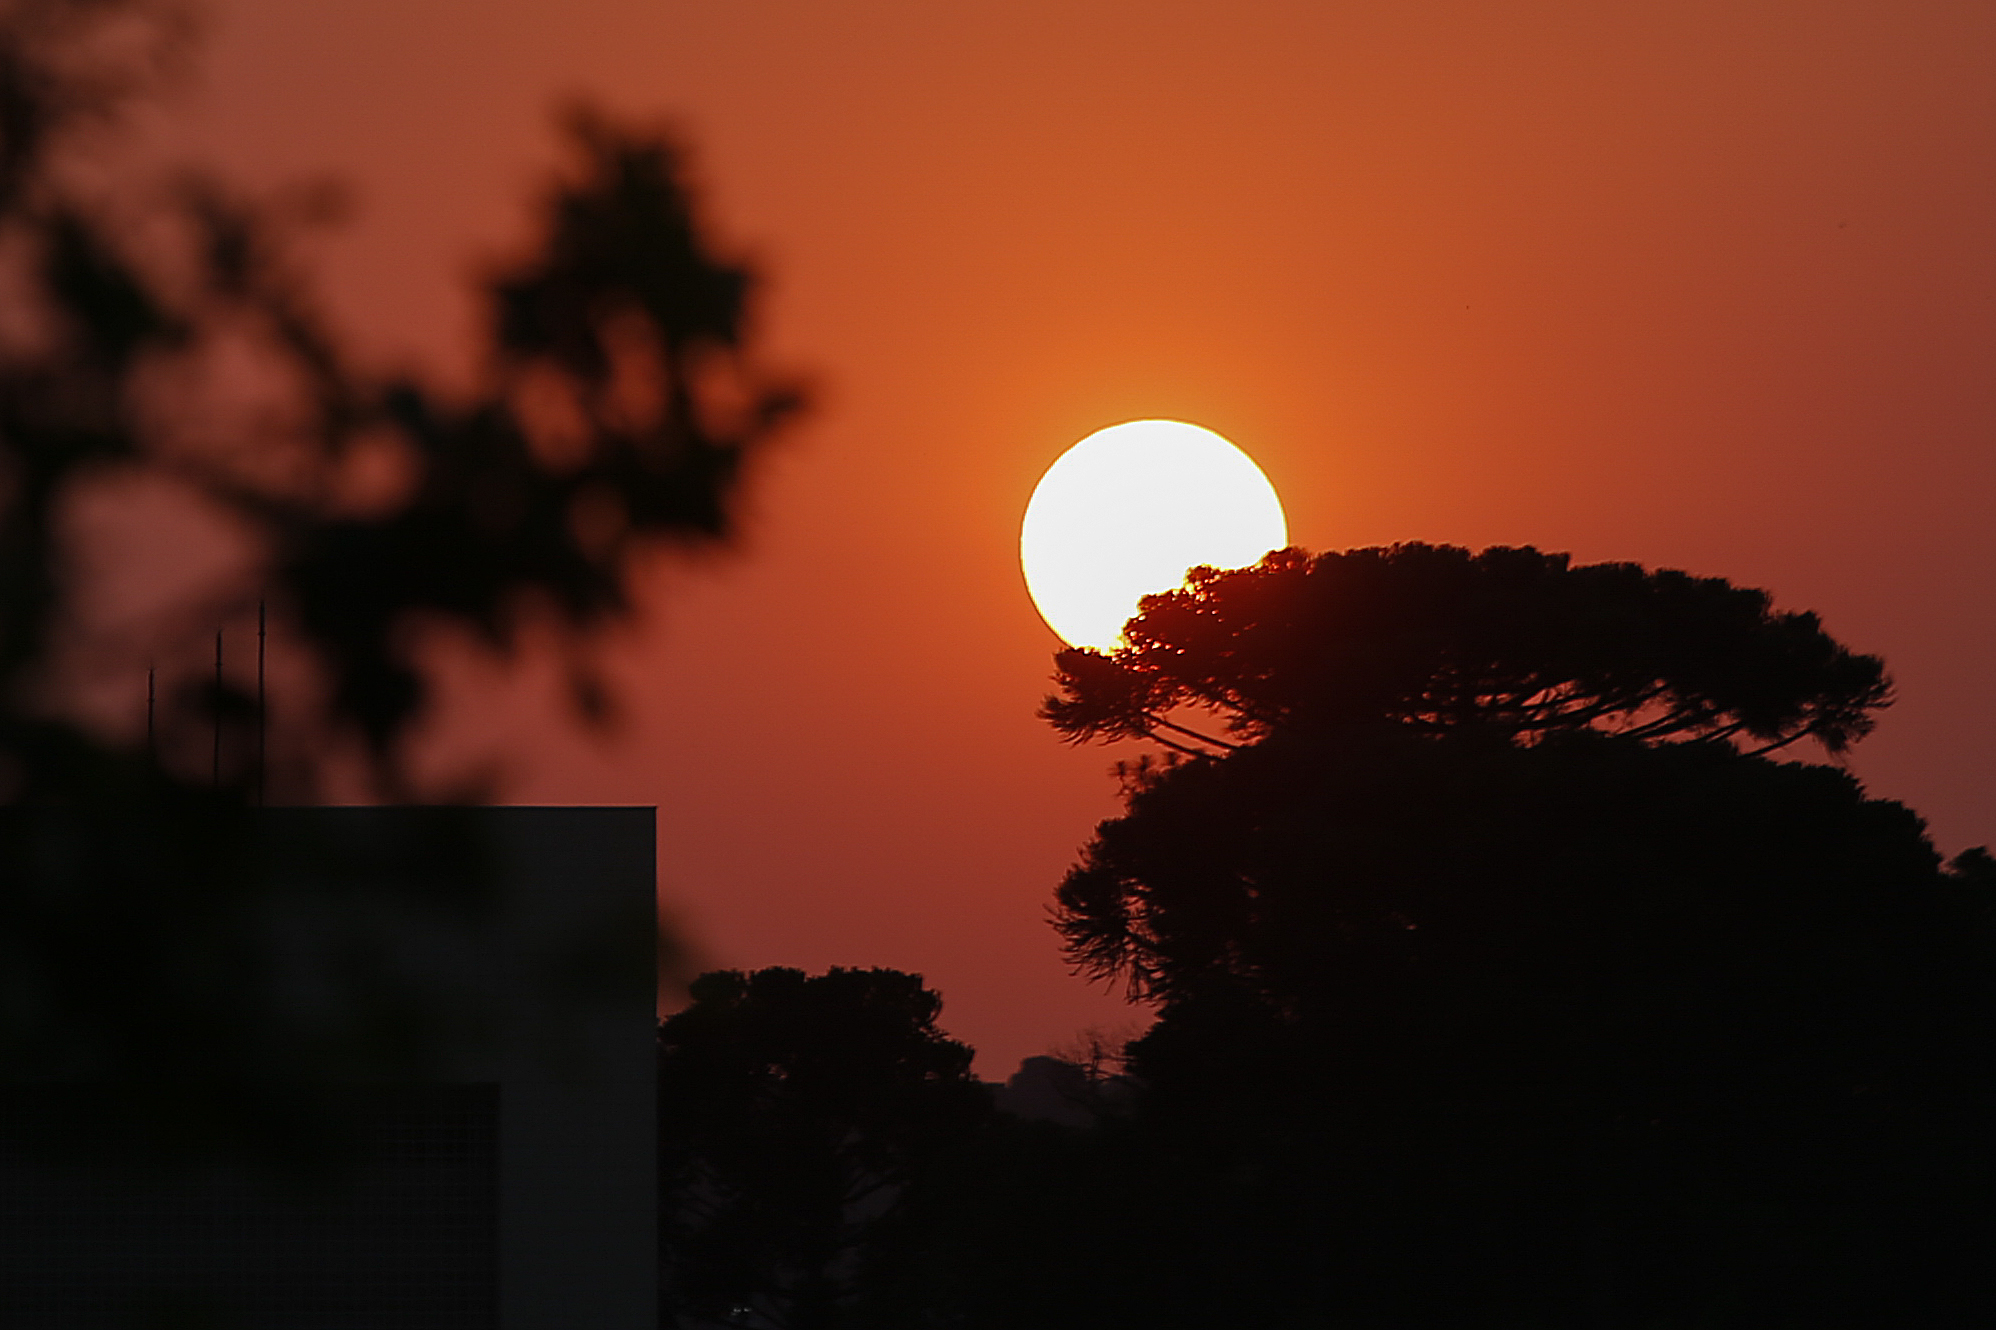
top-left (160, 0), bottom-right (1996, 1075)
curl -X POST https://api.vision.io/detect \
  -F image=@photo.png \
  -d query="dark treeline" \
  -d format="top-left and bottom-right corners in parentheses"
top-left (662, 546), bottom-right (1996, 1329)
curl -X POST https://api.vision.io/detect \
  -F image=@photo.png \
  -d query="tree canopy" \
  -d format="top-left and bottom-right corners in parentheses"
top-left (1043, 543), bottom-right (1892, 758)
top-left (1026, 542), bottom-right (1996, 1324)
top-left (658, 967), bottom-right (986, 1329)
top-left (1043, 546), bottom-right (1975, 1038)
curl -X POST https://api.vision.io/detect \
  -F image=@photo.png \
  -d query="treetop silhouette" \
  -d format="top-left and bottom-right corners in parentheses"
top-left (1042, 543), bottom-right (1892, 758)
top-left (658, 967), bottom-right (986, 1328)
top-left (1026, 544), bottom-right (1996, 1326)
top-left (1040, 544), bottom-right (1988, 1073)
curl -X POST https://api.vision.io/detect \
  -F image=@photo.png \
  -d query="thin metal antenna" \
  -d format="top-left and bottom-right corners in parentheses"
top-left (257, 600), bottom-right (267, 806)
top-left (213, 629), bottom-right (223, 789)
top-left (146, 664), bottom-right (155, 759)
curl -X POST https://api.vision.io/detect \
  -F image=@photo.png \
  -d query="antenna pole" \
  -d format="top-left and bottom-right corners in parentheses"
top-left (146, 665), bottom-right (155, 760)
top-left (212, 629), bottom-right (222, 789)
top-left (257, 600), bottom-right (267, 805)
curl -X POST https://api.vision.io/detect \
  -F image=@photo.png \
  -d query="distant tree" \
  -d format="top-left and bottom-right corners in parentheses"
top-left (1039, 543), bottom-right (1996, 1325)
top-left (658, 968), bottom-right (987, 1330)
top-left (0, 0), bottom-right (799, 1151)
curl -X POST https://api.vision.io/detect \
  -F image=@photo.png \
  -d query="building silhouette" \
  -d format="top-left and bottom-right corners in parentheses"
top-left (0, 806), bottom-right (658, 1330)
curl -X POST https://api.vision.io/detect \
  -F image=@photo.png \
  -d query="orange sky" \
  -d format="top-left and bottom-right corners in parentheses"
top-left (160, 0), bottom-right (1996, 1075)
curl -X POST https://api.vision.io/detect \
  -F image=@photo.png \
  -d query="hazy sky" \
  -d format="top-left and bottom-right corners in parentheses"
top-left (162, 0), bottom-right (1996, 1074)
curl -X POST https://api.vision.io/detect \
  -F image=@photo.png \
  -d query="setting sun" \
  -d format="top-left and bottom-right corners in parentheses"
top-left (1020, 420), bottom-right (1287, 651)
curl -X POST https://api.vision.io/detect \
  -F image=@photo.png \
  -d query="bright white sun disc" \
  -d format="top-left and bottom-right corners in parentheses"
top-left (1021, 420), bottom-right (1287, 651)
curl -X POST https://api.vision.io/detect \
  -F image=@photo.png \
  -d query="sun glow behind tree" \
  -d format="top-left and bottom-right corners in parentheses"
top-left (1020, 421), bottom-right (1286, 651)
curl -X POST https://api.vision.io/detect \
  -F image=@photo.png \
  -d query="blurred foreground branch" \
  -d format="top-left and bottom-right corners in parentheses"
top-left (0, 0), bottom-right (800, 1151)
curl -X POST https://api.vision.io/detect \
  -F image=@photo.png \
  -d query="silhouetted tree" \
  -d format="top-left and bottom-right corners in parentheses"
top-left (658, 968), bottom-right (987, 1330)
top-left (1036, 544), bottom-right (1996, 1325)
top-left (282, 105), bottom-right (800, 766)
top-left (1045, 543), bottom-right (1889, 765)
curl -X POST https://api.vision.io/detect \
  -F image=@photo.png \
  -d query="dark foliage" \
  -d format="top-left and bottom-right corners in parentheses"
top-left (284, 107), bottom-right (801, 759)
top-left (0, 1), bottom-right (800, 785)
top-left (1043, 543), bottom-right (1892, 757)
top-left (1016, 542), bottom-right (1996, 1325)
top-left (655, 547), bottom-right (1996, 1328)
top-left (658, 968), bottom-right (987, 1330)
